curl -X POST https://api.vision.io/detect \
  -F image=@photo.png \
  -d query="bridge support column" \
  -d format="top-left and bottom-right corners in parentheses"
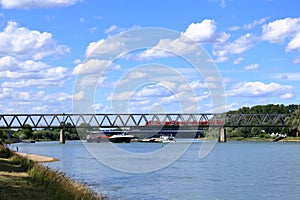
top-left (218, 128), bottom-right (226, 142)
top-left (59, 129), bottom-right (65, 144)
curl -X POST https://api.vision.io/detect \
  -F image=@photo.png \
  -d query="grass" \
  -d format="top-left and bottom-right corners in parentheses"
top-left (0, 144), bottom-right (107, 200)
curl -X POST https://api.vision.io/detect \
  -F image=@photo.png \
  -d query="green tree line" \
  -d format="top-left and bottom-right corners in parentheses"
top-left (0, 122), bottom-right (93, 143)
top-left (226, 104), bottom-right (300, 138)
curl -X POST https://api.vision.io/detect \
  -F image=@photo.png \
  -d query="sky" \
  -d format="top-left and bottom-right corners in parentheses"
top-left (0, 0), bottom-right (300, 114)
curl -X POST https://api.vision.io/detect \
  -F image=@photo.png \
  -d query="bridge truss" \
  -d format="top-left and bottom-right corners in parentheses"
top-left (0, 113), bottom-right (291, 129)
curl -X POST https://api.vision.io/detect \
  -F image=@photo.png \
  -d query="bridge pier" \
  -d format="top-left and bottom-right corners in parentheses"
top-left (59, 129), bottom-right (65, 144)
top-left (218, 128), bottom-right (226, 142)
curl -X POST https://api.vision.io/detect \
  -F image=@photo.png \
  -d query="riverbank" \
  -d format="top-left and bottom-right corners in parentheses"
top-left (227, 136), bottom-right (300, 142)
top-left (0, 144), bottom-right (107, 200)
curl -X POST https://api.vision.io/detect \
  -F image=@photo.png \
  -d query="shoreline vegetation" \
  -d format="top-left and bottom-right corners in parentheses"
top-left (0, 144), bottom-right (106, 200)
top-left (226, 136), bottom-right (300, 142)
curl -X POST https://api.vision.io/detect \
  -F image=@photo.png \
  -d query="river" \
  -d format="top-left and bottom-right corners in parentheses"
top-left (10, 140), bottom-right (300, 199)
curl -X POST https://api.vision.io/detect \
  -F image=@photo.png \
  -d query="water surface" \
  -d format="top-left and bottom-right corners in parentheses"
top-left (11, 141), bottom-right (300, 199)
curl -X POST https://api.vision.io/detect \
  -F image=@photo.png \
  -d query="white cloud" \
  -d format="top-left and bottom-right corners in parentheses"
top-left (261, 17), bottom-right (300, 63)
top-left (138, 19), bottom-right (229, 59)
top-left (157, 81), bottom-right (177, 91)
top-left (32, 105), bottom-right (48, 112)
top-left (227, 81), bottom-right (293, 99)
top-left (138, 37), bottom-right (198, 59)
top-left (115, 70), bottom-right (147, 86)
top-left (286, 32), bottom-right (300, 51)
top-left (0, 88), bottom-right (73, 113)
top-left (0, 87), bottom-right (12, 99)
top-left (135, 85), bottom-right (172, 98)
top-left (219, 0), bottom-right (226, 8)
top-left (0, 21), bottom-right (72, 112)
top-left (73, 59), bottom-right (112, 75)
top-left (0, 0), bottom-right (80, 9)
top-left (89, 27), bottom-right (97, 34)
top-left (280, 93), bottom-right (293, 99)
top-left (0, 56), bottom-right (70, 87)
top-left (179, 80), bottom-right (207, 91)
top-left (233, 57), bottom-right (243, 64)
top-left (73, 90), bottom-right (85, 100)
top-left (183, 19), bottom-right (217, 42)
top-left (244, 17), bottom-right (268, 30)
top-left (293, 57), bottom-right (300, 64)
top-left (213, 33), bottom-right (256, 63)
top-left (85, 38), bottom-right (126, 59)
top-left (91, 103), bottom-right (110, 113)
top-left (244, 64), bottom-right (260, 70)
top-left (128, 71), bottom-right (147, 79)
top-left (229, 26), bottom-right (240, 31)
top-left (107, 91), bottom-right (133, 101)
top-left (1, 79), bottom-right (65, 88)
top-left (105, 25), bottom-right (118, 34)
top-left (261, 17), bottom-right (300, 43)
top-left (0, 21), bottom-right (69, 60)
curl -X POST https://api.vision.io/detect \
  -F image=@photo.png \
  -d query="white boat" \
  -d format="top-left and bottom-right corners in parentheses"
top-left (160, 134), bottom-right (175, 143)
top-left (108, 132), bottom-right (134, 143)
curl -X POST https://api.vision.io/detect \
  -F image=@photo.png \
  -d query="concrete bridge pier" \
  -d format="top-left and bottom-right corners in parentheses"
top-left (218, 128), bottom-right (226, 142)
top-left (59, 129), bottom-right (65, 144)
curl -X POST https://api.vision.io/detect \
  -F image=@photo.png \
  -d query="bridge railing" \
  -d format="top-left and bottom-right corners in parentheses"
top-left (0, 113), bottom-right (291, 129)
top-left (224, 113), bottom-right (291, 127)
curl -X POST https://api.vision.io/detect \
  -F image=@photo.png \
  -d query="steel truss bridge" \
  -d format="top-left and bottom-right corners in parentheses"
top-left (0, 113), bottom-right (291, 129)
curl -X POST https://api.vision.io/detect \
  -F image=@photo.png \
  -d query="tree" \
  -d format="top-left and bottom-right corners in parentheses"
top-left (286, 105), bottom-right (300, 137)
top-left (14, 124), bottom-right (33, 139)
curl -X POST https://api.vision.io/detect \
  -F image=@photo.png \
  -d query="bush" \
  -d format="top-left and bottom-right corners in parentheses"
top-left (0, 144), bottom-right (11, 158)
top-left (258, 134), bottom-right (271, 139)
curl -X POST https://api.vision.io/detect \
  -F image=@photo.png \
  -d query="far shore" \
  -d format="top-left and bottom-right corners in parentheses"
top-left (226, 136), bottom-right (300, 142)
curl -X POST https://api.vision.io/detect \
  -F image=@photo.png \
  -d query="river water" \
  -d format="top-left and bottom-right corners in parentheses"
top-left (10, 140), bottom-right (300, 200)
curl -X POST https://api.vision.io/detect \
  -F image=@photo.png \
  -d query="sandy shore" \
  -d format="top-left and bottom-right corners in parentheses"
top-left (15, 152), bottom-right (59, 163)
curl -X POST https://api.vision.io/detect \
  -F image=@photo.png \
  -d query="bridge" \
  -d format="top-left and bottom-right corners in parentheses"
top-left (0, 113), bottom-right (290, 128)
top-left (0, 113), bottom-right (291, 143)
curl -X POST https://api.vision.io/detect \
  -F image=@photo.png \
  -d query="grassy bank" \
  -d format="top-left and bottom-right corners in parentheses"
top-left (0, 144), bottom-right (106, 200)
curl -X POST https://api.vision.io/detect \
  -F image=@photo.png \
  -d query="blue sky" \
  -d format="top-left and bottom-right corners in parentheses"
top-left (0, 0), bottom-right (299, 114)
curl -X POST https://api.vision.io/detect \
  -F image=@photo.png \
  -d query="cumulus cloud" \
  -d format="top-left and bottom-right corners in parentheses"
top-left (0, 56), bottom-right (70, 87)
top-left (213, 33), bottom-right (256, 63)
top-left (261, 17), bottom-right (300, 63)
top-left (0, 88), bottom-right (72, 113)
top-left (85, 38), bottom-right (126, 59)
top-left (261, 17), bottom-right (300, 43)
top-left (183, 19), bottom-right (217, 42)
top-left (227, 81), bottom-right (293, 99)
top-left (138, 19), bottom-right (229, 59)
top-left (137, 37), bottom-right (198, 59)
top-left (73, 59), bottom-right (112, 75)
top-left (286, 32), bottom-right (300, 51)
top-left (0, 21), bottom-right (72, 112)
top-left (183, 19), bottom-right (230, 44)
top-left (0, 21), bottom-right (69, 60)
top-left (0, 0), bottom-right (80, 9)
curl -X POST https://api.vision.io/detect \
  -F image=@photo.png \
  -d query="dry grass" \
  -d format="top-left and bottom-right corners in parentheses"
top-left (0, 157), bottom-right (54, 200)
top-left (0, 145), bottom-right (107, 200)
